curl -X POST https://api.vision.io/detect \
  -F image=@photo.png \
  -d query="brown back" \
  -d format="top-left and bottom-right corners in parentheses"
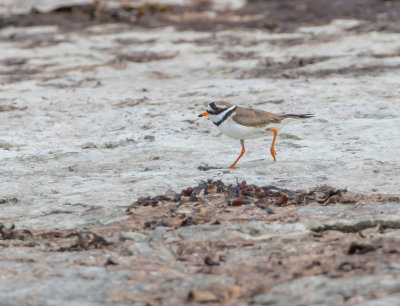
top-left (234, 107), bottom-right (283, 127)
top-left (214, 101), bottom-right (283, 127)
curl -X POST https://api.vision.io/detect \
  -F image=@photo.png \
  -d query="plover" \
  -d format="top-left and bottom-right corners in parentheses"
top-left (198, 101), bottom-right (313, 168)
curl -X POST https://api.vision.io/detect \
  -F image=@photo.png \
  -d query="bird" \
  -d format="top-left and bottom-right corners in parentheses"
top-left (198, 101), bottom-right (313, 168)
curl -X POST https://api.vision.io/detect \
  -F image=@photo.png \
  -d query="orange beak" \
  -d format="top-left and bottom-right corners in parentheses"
top-left (198, 111), bottom-right (209, 117)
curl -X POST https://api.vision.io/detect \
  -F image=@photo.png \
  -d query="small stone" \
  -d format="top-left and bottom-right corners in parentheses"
top-left (128, 241), bottom-right (175, 261)
top-left (204, 256), bottom-right (220, 266)
top-left (188, 290), bottom-right (218, 303)
top-left (120, 231), bottom-right (147, 242)
top-left (144, 135), bottom-right (155, 141)
top-left (161, 217), bottom-right (184, 228)
top-left (81, 142), bottom-right (97, 149)
top-left (104, 258), bottom-right (118, 266)
top-left (266, 207), bottom-right (275, 214)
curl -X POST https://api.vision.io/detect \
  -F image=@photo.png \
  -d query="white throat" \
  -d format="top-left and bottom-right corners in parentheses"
top-left (210, 105), bottom-right (237, 126)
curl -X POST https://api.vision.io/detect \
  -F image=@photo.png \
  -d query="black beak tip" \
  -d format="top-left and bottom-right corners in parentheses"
top-left (198, 114), bottom-right (203, 117)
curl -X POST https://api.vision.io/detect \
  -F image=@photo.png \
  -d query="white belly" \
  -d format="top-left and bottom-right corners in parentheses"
top-left (218, 117), bottom-right (270, 139)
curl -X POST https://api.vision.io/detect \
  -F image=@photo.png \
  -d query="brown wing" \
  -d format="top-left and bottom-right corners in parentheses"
top-left (233, 106), bottom-right (283, 127)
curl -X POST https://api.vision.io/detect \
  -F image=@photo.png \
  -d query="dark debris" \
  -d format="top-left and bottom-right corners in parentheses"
top-left (0, 224), bottom-right (109, 251)
top-left (2, 0), bottom-right (400, 33)
top-left (125, 180), bottom-right (360, 231)
top-left (110, 51), bottom-right (177, 64)
top-left (129, 180), bottom-right (351, 210)
top-left (0, 223), bottom-right (33, 240)
top-left (347, 241), bottom-right (376, 255)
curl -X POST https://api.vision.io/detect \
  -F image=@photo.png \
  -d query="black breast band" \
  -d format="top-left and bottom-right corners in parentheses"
top-left (215, 106), bottom-right (237, 126)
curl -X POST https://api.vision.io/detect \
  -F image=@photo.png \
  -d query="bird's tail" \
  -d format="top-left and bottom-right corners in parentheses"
top-left (283, 113), bottom-right (314, 119)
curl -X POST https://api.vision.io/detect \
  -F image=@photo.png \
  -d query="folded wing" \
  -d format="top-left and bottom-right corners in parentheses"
top-left (233, 107), bottom-right (283, 128)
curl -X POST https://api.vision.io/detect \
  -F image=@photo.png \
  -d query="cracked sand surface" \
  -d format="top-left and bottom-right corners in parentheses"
top-left (1, 1), bottom-right (400, 304)
top-left (1, 18), bottom-right (400, 228)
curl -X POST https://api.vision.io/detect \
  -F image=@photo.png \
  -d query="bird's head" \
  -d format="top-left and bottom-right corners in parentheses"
top-left (198, 101), bottom-right (237, 126)
top-left (198, 102), bottom-right (230, 118)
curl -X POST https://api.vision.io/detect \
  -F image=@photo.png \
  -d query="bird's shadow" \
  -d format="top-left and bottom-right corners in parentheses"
top-left (198, 159), bottom-right (270, 171)
top-left (197, 165), bottom-right (225, 171)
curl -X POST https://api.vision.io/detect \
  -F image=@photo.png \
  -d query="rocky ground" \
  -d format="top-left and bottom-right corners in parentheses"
top-left (1, 0), bottom-right (400, 305)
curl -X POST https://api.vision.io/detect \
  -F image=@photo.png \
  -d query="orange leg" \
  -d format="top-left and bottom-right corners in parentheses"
top-left (229, 140), bottom-right (245, 168)
top-left (268, 128), bottom-right (278, 161)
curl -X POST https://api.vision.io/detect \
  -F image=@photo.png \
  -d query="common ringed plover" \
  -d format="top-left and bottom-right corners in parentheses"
top-left (198, 101), bottom-right (313, 168)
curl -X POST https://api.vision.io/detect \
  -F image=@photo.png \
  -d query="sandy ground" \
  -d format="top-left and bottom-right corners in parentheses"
top-left (1, 1), bottom-right (400, 305)
top-left (1, 14), bottom-right (400, 229)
